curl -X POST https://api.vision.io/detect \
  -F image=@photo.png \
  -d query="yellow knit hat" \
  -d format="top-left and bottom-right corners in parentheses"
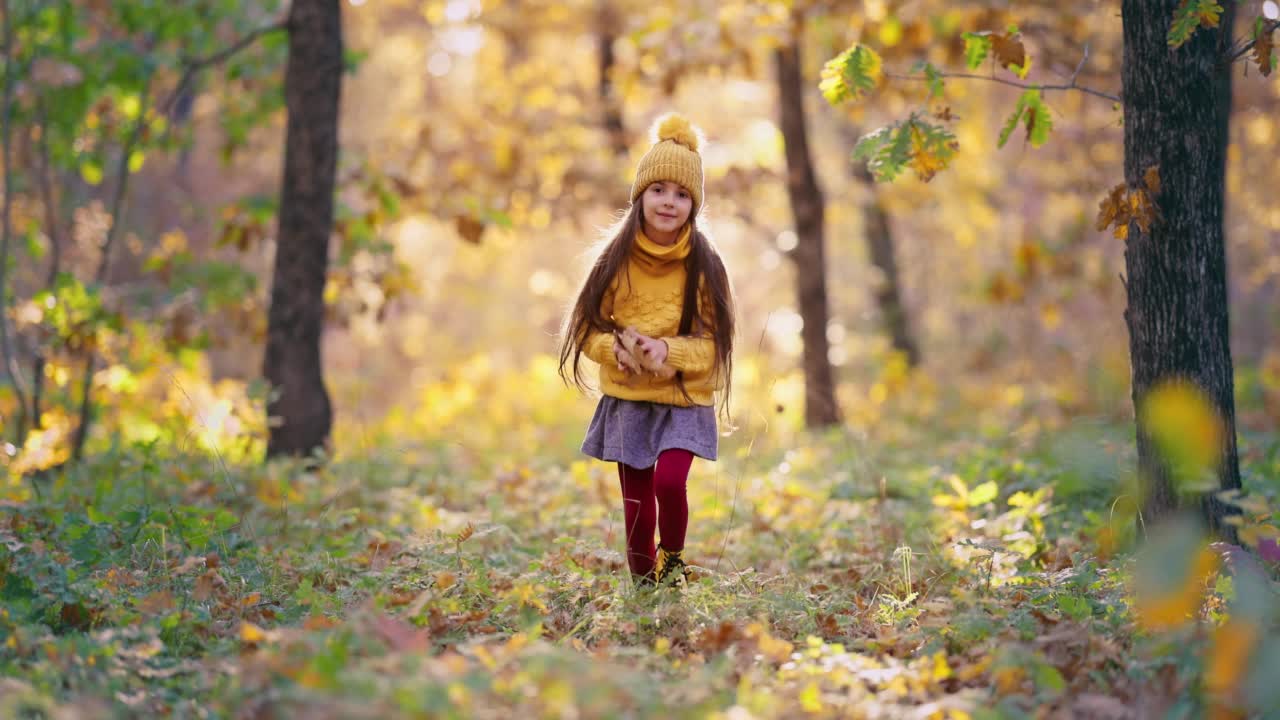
top-left (630, 113), bottom-right (704, 215)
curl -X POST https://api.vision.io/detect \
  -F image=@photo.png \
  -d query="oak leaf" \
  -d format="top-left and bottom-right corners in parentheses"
top-left (1256, 26), bottom-right (1275, 77)
top-left (991, 33), bottom-right (1028, 76)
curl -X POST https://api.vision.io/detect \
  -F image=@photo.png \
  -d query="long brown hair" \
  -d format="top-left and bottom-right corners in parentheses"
top-left (558, 201), bottom-right (736, 418)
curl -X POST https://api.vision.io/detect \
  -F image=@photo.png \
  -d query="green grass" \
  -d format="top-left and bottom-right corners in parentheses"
top-left (1, 412), bottom-right (1278, 719)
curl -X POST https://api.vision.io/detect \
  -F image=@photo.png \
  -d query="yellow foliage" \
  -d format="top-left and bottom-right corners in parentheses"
top-left (992, 665), bottom-right (1023, 695)
top-left (1135, 546), bottom-right (1219, 632)
top-left (1204, 619), bottom-right (1257, 695)
top-left (799, 681), bottom-right (822, 713)
top-left (1140, 379), bottom-right (1224, 486)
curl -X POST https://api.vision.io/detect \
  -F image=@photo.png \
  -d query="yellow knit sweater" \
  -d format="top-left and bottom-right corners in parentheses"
top-left (584, 226), bottom-right (721, 407)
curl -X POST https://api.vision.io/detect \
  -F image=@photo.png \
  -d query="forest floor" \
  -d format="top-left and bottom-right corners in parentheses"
top-left (2, 370), bottom-right (1279, 719)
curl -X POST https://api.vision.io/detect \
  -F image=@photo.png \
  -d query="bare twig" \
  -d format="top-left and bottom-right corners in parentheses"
top-left (162, 20), bottom-right (288, 116)
top-left (0, 0), bottom-right (32, 441)
top-left (1226, 18), bottom-right (1280, 65)
top-left (1069, 43), bottom-right (1091, 86)
top-left (885, 69), bottom-right (1122, 105)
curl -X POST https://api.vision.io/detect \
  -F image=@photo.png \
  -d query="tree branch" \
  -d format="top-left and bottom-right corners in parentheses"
top-left (162, 20), bottom-right (288, 116)
top-left (32, 97), bottom-right (65, 429)
top-left (1226, 18), bottom-right (1280, 65)
top-left (885, 69), bottom-right (1122, 105)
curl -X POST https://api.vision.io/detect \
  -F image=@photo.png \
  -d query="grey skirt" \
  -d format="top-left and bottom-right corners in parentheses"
top-left (581, 396), bottom-right (718, 469)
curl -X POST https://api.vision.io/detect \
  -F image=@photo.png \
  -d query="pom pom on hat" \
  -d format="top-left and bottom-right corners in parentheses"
top-left (631, 112), bottom-right (705, 214)
top-left (652, 113), bottom-right (700, 153)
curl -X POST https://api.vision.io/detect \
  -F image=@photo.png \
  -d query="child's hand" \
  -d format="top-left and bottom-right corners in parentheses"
top-left (635, 335), bottom-right (668, 367)
top-left (620, 327), bottom-right (676, 379)
top-left (613, 336), bottom-right (642, 374)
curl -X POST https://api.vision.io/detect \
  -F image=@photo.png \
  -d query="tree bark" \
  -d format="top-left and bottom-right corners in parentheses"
top-left (597, 3), bottom-right (626, 158)
top-left (1121, 1), bottom-right (1239, 535)
top-left (0, 0), bottom-right (31, 441)
top-left (774, 41), bottom-right (840, 428)
top-left (264, 0), bottom-right (342, 459)
top-left (849, 148), bottom-right (920, 366)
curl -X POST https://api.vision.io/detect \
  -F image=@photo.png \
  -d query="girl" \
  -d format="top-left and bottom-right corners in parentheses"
top-left (559, 113), bottom-right (735, 587)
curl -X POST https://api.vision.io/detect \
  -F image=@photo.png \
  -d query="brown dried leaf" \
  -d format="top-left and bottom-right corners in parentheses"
top-left (455, 524), bottom-right (475, 543)
top-left (1144, 165), bottom-right (1162, 195)
top-left (371, 615), bottom-right (432, 653)
top-left (1256, 28), bottom-right (1275, 77)
top-left (455, 215), bottom-right (484, 244)
top-left (696, 621), bottom-right (740, 653)
top-left (1096, 183), bottom-right (1127, 232)
top-left (193, 569), bottom-right (225, 601)
top-left (991, 33), bottom-right (1027, 71)
top-left (1131, 189), bottom-right (1157, 233)
top-left (303, 614), bottom-right (342, 631)
top-left (138, 591), bottom-right (176, 616)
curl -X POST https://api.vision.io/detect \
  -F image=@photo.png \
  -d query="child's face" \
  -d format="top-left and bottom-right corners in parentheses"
top-left (642, 181), bottom-right (693, 238)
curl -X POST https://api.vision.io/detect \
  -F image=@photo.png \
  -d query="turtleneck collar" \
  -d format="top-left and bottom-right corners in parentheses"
top-left (633, 224), bottom-right (692, 275)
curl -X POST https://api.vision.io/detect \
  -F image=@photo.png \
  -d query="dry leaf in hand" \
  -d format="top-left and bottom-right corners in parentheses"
top-left (619, 327), bottom-right (676, 379)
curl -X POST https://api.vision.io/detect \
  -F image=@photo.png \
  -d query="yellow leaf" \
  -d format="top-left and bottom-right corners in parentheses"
top-left (1238, 523), bottom-right (1279, 548)
top-left (240, 621), bottom-right (266, 644)
top-left (932, 651), bottom-right (953, 682)
top-left (953, 658), bottom-right (988, 684)
top-left (993, 666), bottom-right (1023, 695)
top-left (1135, 546), bottom-right (1220, 631)
top-left (800, 681), bottom-right (823, 713)
top-left (1141, 380), bottom-right (1225, 479)
top-left (1205, 620), bottom-right (1257, 694)
top-left (908, 123), bottom-right (947, 181)
top-left (435, 571), bottom-right (457, 590)
top-left (1198, 3), bottom-right (1223, 28)
top-left (1040, 303), bottom-right (1062, 331)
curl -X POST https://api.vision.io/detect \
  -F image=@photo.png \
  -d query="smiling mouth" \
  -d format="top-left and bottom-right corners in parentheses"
top-left (657, 213), bottom-right (677, 219)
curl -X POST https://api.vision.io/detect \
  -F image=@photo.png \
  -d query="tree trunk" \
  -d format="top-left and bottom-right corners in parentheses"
top-left (597, 3), bottom-right (626, 158)
top-left (849, 146), bottom-right (920, 366)
top-left (1121, 1), bottom-right (1239, 535)
top-left (264, 0), bottom-right (342, 459)
top-left (774, 41), bottom-right (840, 428)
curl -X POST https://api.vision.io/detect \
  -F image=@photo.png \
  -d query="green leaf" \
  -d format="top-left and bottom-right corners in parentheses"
top-left (24, 228), bottom-right (45, 261)
top-left (853, 123), bottom-right (909, 182)
top-left (1034, 663), bottom-right (1066, 694)
top-left (1022, 90), bottom-right (1053, 148)
top-left (912, 60), bottom-right (945, 99)
top-left (855, 116), bottom-right (957, 183)
top-left (998, 89), bottom-right (1053, 149)
top-left (1056, 594), bottom-right (1091, 621)
top-left (1169, 0), bottom-right (1225, 48)
top-left (963, 32), bottom-right (992, 70)
top-left (344, 49), bottom-right (369, 75)
top-left (968, 481), bottom-right (998, 506)
top-left (998, 99), bottom-right (1026, 149)
top-left (820, 44), bottom-right (883, 105)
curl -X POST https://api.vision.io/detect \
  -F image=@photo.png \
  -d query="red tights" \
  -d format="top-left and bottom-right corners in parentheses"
top-left (617, 449), bottom-right (694, 578)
